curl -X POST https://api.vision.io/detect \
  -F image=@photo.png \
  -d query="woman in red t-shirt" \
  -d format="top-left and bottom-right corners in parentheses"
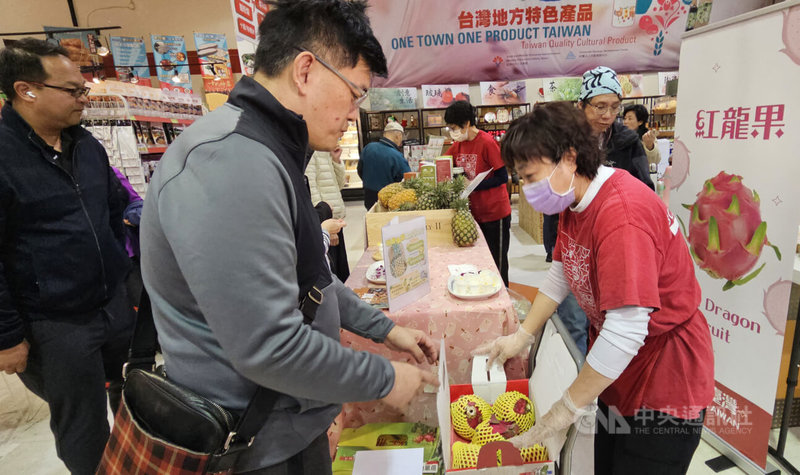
top-left (474, 102), bottom-right (714, 475)
top-left (444, 101), bottom-right (512, 285)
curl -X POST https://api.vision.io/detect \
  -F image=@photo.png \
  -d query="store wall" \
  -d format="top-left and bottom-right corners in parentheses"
top-left (1, 0), bottom-right (238, 93)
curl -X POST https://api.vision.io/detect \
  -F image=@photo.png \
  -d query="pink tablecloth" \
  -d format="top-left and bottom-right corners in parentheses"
top-left (339, 234), bottom-right (526, 428)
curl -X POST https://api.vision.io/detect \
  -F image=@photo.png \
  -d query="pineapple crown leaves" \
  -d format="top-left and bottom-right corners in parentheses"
top-left (452, 197), bottom-right (471, 212)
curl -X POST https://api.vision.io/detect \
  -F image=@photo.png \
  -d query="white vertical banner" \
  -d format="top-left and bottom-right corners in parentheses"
top-left (670, 1), bottom-right (800, 470)
top-left (229, 0), bottom-right (269, 75)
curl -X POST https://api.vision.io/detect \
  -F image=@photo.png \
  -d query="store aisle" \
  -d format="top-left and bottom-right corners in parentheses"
top-left (1, 199), bottom-right (796, 473)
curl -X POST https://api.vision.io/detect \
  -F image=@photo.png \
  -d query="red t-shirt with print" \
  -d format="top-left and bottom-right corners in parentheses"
top-left (554, 168), bottom-right (714, 419)
top-left (445, 130), bottom-right (511, 223)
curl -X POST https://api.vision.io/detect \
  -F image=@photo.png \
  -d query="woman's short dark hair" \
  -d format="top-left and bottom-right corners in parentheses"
top-left (444, 100), bottom-right (476, 128)
top-left (623, 104), bottom-right (649, 138)
top-left (501, 101), bottom-right (603, 180)
top-left (0, 38), bottom-right (68, 103)
top-left (254, 0), bottom-right (387, 78)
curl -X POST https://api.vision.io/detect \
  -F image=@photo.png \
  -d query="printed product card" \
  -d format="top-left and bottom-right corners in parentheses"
top-left (381, 216), bottom-right (430, 313)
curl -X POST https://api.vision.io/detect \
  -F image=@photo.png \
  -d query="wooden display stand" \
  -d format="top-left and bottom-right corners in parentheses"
top-left (517, 194), bottom-right (543, 244)
top-left (365, 202), bottom-right (455, 247)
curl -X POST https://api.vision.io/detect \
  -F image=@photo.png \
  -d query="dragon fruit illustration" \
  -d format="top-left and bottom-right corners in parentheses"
top-left (780, 6), bottom-right (800, 66)
top-left (684, 171), bottom-right (781, 290)
top-left (669, 139), bottom-right (690, 189)
top-left (763, 279), bottom-right (792, 335)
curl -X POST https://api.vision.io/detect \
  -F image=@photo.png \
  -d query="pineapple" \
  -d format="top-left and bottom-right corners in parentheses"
top-left (451, 198), bottom-right (478, 247)
top-left (493, 391), bottom-right (535, 433)
top-left (432, 181), bottom-right (454, 209)
top-left (450, 174), bottom-right (468, 202)
top-left (378, 182), bottom-right (404, 208)
top-left (402, 177), bottom-right (425, 193)
top-left (398, 202), bottom-right (416, 211)
top-left (387, 188), bottom-right (416, 210)
top-left (450, 394), bottom-right (492, 441)
top-left (416, 190), bottom-right (438, 210)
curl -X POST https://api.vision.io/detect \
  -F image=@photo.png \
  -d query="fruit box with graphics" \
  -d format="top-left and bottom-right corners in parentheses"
top-left (436, 326), bottom-right (580, 474)
top-left (365, 202), bottom-right (455, 247)
top-left (331, 422), bottom-right (441, 475)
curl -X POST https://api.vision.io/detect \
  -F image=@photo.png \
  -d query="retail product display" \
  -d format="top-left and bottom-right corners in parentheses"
top-left (447, 270), bottom-right (502, 299)
top-left (331, 422), bottom-right (440, 475)
top-left (448, 390), bottom-right (544, 469)
top-left (683, 171), bottom-right (781, 290)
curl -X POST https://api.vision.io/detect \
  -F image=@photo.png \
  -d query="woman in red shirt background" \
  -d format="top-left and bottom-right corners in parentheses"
top-left (444, 101), bottom-right (512, 285)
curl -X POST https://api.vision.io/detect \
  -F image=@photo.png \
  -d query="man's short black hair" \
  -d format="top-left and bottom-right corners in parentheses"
top-left (0, 38), bottom-right (69, 103)
top-left (255, 0), bottom-right (387, 78)
top-left (444, 100), bottom-right (476, 128)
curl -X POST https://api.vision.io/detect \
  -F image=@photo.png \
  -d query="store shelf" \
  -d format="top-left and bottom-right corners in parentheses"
top-left (142, 145), bottom-right (168, 154)
top-left (657, 130), bottom-right (675, 137)
top-left (132, 115), bottom-right (196, 125)
top-left (652, 108), bottom-right (676, 115)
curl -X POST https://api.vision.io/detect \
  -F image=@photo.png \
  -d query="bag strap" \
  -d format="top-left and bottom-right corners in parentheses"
top-left (126, 289), bottom-right (279, 444)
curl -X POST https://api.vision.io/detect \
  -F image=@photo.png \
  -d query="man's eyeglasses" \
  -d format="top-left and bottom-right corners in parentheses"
top-left (293, 47), bottom-right (368, 107)
top-left (32, 82), bottom-right (91, 99)
top-left (586, 101), bottom-right (623, 116)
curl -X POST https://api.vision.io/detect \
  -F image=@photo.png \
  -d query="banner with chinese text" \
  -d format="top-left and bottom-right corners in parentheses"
top-left (151, 35), bottom-right (192, 93)
top-left (367, 0), bottom-right (692, 87)
top-left (421, 84), bottom-right (470, 108)
top-left (193, 33), bottom-right (235, 110)
top-left (670, 3), bottom-right (800, 469)
top-left (479, 80), bottom-right (527, 105)
top-left (109, 36), bottom-right (152, 86)
top-left (367, 88), bottom-right (419, 110)
top-left (229, 0), bottom-right (269, 75)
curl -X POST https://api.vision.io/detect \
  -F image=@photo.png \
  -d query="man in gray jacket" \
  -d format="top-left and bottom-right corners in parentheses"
top-left (140, 1), bottom-right (438, 473)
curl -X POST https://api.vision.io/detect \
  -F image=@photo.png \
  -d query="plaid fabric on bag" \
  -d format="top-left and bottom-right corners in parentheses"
top-left (96, 395), bottom-right (231, 475)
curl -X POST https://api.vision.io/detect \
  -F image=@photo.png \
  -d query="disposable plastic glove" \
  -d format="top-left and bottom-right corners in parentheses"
top-left (507, 390), bottom-right (596, 455)
top-left (471, 326), bottom-right (535, 369)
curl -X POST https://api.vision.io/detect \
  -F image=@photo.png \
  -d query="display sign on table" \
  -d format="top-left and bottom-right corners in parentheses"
top-left (381, 217), bottom-right (431, 313)
top-left (421, 84), bottom-right (470, 109)
top-left (367, 1), bottom-right (693, 87)
top-left (193, 33), bottom-right (235, 110)
top-left (229, 0), bottom-right (269, 75)
top-left (670, 2), bottom-right (800, 470)
top-left (150, 35), bottom-right (192, 94)
top-left (368, 87), bottom-right (419, 110)
top-left (479, 80), bottom-right (527, 105)
top-left (109, 36), bottom-right (152, 86)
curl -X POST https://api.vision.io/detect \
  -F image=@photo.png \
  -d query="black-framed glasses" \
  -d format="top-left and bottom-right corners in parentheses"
top-left (32, 82), bottom-right (91, 99)
top-left (586, 101), bottom-right (623, 116)
top-left (293, 47), bottom-right (368, 107)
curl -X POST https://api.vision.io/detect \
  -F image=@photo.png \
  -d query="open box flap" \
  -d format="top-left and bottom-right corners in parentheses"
top-left (436, 339), bottom-right (451, 471)
top-left (470, 355), bottom-right (507, 403)
top-left (530, 318), bottom-right (580, 462)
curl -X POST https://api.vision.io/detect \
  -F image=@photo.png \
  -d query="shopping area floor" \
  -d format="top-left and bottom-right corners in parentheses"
top-left (1, 197), bottom-right (799, 474)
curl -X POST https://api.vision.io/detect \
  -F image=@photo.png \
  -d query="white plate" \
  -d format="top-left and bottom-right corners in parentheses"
top-left (496, 108), bottom-right (510, 123)
top-left (366, 260), bottom-right (386, 285)
top-left (484, 111), bottom-right (496, 123)
top-left (447, 271), bottom-right (502, 300)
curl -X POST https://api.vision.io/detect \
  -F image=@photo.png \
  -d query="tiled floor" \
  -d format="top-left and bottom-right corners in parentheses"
top-left (1, 197), bottom-right (798, 474)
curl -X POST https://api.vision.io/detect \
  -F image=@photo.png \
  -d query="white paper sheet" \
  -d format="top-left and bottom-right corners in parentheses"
top-left (460, 169), bottom-right (492, 199)
top-left (352, 448), bottom-right (424, 475)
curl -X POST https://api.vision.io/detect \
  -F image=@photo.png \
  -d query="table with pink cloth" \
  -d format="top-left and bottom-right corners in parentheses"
top-left (339, 234), bottom-right (526, 429)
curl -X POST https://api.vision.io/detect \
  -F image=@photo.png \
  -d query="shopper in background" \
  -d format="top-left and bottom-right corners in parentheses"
top-left (477, 102), bottom-right (713, 474)
top-left (306, 146), bottom-right (350, 281)
top-left (0, 39), bottom-right (134, 474)
top-left (112, 167), bottom-right (145, 308)
top-left (444, 100), bottom-right (512, 286)
top-left (578, 66), bottom-right (654, 190)
top-left (358, 120), bottom-right (409, 209)
top-left (623, 103), bottom-right (661, 166)
top-left (140, 2), bottom-right (438, 474)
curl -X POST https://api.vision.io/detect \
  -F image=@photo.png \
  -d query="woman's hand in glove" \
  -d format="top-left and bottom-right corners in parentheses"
top-left (507, 390), bottom-right (595, 450)
top-left (471, 326), bottom-right (535, 369)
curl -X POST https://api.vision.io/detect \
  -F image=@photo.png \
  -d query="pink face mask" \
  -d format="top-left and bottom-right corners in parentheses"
top-left (521, 163), bottom-right (576, 215)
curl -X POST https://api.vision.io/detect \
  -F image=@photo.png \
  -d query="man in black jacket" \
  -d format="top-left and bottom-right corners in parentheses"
top-left (578, 66), bottom-right (655, 190)
top-left (0, 39), bottom-right (133, 474)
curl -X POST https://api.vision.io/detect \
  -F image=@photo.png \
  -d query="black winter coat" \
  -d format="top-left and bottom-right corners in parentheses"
top-left (605, 121), bottom-right (655, 190)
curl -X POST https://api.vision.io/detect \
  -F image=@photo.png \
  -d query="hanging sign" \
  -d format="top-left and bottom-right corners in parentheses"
top-left (109, 36), bottom-right (152, 86)
top-left (151, 35), bottom-right (192, 93)
top-left (193, 33), bottom-right (235, 110)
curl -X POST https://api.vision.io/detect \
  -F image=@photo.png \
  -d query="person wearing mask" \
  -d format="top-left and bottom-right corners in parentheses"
top-left (476, 102), bottom-right (713, 474)
top-left (358, 120), bottom-right (409, 209)
top-left (140, 2), bottom-right (438, 473)
top-left (623, 103), bottom-right (661, 166)
top-left (0, 39), bottom-right (134, 474)
top-left (444, 101), bottom-right (512, 286)
top-left (306, 146), bottom-right (350, 281)
top-left (578, 66), bottom-right (654, 190)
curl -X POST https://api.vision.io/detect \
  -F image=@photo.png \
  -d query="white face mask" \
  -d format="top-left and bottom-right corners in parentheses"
top-left (449, 127), bottom-right (470, 142)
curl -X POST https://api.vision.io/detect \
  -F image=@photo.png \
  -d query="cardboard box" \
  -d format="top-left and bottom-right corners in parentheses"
top-left (517, 195), bottom-right (544, 244)
top-left (332, 422), bottom-right (441, 475)
top-left (436, 321), bottom-right (581, 474)
top-left (365, 202), bottom-right (455, 248)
